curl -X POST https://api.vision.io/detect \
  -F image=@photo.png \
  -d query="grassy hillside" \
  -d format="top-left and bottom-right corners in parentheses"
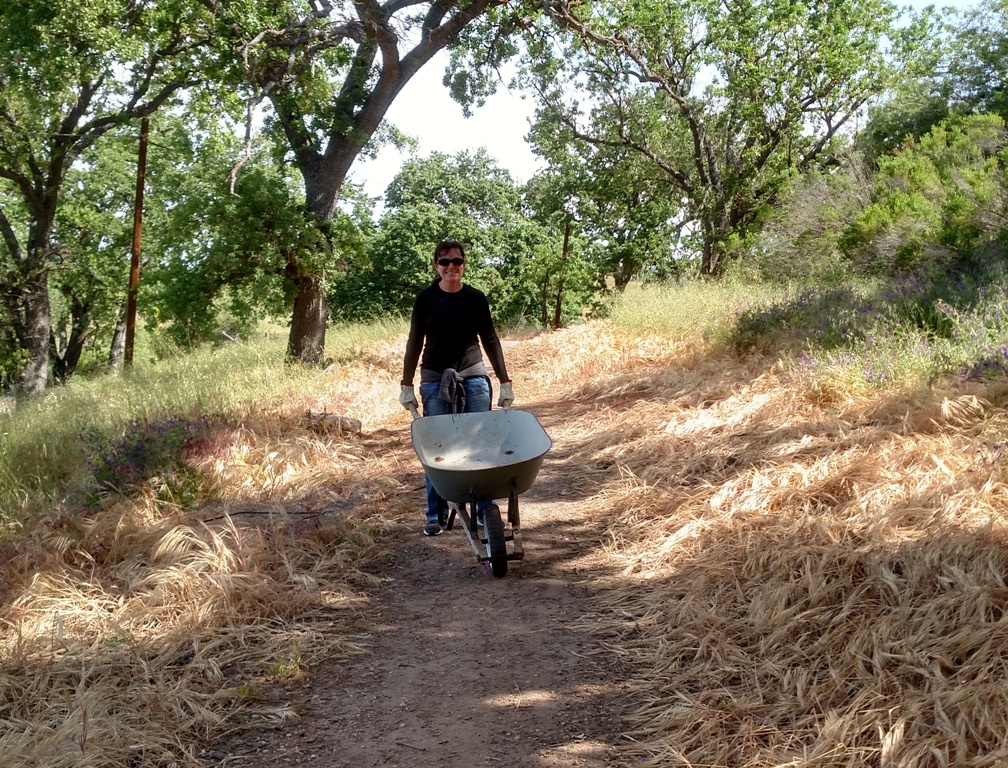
top-left (3, 278), bottom-right (1008, 765)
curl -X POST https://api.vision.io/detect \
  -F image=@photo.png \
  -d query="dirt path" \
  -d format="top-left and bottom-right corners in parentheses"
top-left (204, 453), bottom-right (631, 767)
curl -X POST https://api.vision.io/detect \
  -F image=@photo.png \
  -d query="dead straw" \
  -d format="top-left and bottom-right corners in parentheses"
top-left (6, 323), bottom-right (1008, 766)
top-left (524, 327), bottom-right (1008, 767)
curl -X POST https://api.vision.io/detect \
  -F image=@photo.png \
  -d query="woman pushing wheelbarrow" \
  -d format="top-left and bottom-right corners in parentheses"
top-left (398, 239), bottom-right (550, 577)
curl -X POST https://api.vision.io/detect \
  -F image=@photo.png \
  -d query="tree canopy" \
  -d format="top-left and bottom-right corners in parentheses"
top-left (0, 0), bottom-right (216, 395)
top-left (528, 0), bottom-right (909, 275)
top-left (4, 0), bottom-right (1008, 397)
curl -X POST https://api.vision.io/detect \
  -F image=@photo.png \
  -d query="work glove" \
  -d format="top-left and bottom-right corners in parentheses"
top-left (399, 385), bottom-right (418, 410)
top-left (497, 381), bottom-right (514, 409)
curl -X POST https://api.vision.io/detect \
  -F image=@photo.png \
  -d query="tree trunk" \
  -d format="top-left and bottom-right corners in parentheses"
top-left (552, 283), bottom-right (564, 328)
top-left (108, 310), bottom-right (127, 370)
top-left (51, 295), bottom-right (92, 383)
top-left (17, 264), bottom-right (51, 396)
top-left (0, 211), bottom-right (51, 396)
top-left (700, 223), bottom-right (721, 276)
top-left (286, 132), bottom-right (379, 363)
top-left (283, 156), bottom-right (353, 364)
top-left (288, 274), bottom-right (328, 364)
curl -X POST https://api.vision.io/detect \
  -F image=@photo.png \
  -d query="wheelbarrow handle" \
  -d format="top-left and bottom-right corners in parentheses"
top-left (407, 403), bottom-right (420, 421)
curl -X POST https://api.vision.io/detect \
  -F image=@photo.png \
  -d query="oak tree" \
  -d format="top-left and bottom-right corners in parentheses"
top-left (0, 0), bottom-right (215, 395)
top-left (214, 0), bottom-right (543, 363)
top-left (534, 0), bottom-right (908, 275)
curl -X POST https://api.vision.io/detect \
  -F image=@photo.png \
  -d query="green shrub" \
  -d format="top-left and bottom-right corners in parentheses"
top-left (80, 414), bottom-right (213, 496)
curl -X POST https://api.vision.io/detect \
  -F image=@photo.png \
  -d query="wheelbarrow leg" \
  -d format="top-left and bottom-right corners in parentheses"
top-left (507, 481), bottom-right (523, 560)
top-left (435, 495), bottom-right (461, 532)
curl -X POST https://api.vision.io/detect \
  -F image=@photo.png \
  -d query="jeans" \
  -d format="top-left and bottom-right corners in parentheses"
top-left (419, 377), bottom-right (494, 522)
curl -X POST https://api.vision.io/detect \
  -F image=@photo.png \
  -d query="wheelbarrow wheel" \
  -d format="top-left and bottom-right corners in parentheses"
top-left (483, 504), bottom-right (508, 578)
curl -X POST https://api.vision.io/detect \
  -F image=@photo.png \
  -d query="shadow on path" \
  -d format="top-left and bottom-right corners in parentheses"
top-left (204, 455), bottom-right (631, 768)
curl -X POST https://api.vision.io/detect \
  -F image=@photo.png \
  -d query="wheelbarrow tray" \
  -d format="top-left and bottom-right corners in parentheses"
top-left (410, 409), bottom-right (552, 504)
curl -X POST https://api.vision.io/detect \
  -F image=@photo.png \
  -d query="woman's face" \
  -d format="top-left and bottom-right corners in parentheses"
top-left (435, 246), bottom-right (465, 290)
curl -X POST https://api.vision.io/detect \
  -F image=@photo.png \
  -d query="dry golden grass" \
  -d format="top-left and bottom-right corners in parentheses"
top-left (526, 328), bottom-right (1008, 767)
top-left (0, 354), bottom-right (412, 767)
top-left (5, 320), bottom-right (1008, 766)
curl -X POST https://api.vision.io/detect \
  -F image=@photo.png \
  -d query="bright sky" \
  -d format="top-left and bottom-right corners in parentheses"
top-left (349, 53), bottom-right (541, 200)
top-left (349, 0), bottom-right (976, 202)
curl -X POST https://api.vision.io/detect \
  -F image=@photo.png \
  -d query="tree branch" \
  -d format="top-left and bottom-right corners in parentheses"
top-left (0, 204), bottom-right (24, 267)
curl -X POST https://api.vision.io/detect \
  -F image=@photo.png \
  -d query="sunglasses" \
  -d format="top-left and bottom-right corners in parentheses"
top-left (436, 257), bottom-right (465, 267)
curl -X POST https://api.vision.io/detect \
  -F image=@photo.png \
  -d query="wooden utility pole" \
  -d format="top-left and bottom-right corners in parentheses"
top-left (553, 220), bottom-right (570, 329)
top-left (124, 116), bottom-right (149, 367)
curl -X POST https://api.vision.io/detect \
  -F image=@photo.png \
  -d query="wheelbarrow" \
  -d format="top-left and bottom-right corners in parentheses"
top-left (407, 406), bottom-right (552, 577)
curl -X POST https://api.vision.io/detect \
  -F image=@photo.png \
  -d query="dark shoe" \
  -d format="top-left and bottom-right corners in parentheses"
top-left (423, 520), bottom-right (443, 537)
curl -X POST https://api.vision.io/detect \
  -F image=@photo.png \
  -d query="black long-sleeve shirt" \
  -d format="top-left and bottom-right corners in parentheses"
top-left (401, 282), bottom-right (510, 386)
